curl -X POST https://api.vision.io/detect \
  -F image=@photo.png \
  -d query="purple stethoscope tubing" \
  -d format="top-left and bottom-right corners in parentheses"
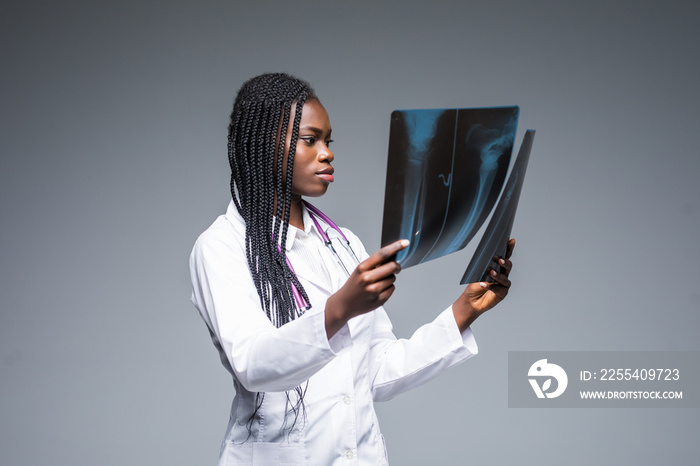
top-left (280, 201), bottom-right (359, 311)
top-left (303, 201), bottom-right (349, 242)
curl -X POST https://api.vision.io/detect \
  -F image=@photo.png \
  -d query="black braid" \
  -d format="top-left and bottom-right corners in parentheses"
top-left (227, 73), bottom-right (318, 434)
top-left (228, 73), bottom-right (317, 325)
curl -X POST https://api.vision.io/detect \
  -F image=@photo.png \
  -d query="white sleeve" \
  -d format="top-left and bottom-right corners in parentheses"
top-left (340, 228), bottom-right (479, 402)
top-left (368, 306), bottom-right (478, 401)
top-left (189, 226), bottom-right (350, 393)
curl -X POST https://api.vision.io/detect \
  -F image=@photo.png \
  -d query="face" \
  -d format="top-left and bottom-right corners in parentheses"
top-left (284, 99), bottom-right (334, 199)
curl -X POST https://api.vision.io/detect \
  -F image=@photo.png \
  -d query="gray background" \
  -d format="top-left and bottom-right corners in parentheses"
top-left (1, 0), bottom-right (698, 464)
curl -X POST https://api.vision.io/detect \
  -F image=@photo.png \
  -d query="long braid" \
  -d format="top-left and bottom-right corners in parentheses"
top-left (227, 73), bottom-right (318, 433)
top-left (278, 97), bottom-right (310, 320)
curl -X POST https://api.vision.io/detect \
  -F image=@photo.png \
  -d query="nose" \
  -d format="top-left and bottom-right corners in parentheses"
top-left (318, 143), bottom-right (334, 163)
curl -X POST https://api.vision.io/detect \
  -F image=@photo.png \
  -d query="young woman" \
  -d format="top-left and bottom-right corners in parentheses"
top-left (189, 73), bottom-right (514, 465)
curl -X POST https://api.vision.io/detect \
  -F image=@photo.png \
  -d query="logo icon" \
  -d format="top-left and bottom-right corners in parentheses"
top-left (528, 359), bottom-right (568, 399)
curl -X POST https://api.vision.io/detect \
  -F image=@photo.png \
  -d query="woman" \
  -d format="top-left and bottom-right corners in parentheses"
top-left (189, 73), bottom-right (514, 465)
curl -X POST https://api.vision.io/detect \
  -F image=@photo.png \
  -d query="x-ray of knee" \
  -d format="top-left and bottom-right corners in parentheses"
top-left (381, 106), bottom-right (521, 270)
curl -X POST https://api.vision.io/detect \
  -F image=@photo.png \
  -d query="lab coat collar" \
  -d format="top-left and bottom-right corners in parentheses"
top-left (283, 203), bottom-right (325, 252)
top-left (225, 200), bottom-right (244, 229)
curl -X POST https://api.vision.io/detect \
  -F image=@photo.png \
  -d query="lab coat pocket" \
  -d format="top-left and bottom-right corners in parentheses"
top-left (222, 441), bottom-right (305, 466)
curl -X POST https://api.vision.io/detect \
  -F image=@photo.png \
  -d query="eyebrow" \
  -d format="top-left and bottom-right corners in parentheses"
top-left (300, 125), bottom-right (332, 136)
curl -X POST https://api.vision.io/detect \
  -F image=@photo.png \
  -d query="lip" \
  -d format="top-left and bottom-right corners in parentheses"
top-left (316, 167), bottom-right (335, 183)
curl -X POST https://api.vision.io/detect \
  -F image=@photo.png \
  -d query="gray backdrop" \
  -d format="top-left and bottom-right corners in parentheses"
top-left (2, 0), bottom-right (698, 464)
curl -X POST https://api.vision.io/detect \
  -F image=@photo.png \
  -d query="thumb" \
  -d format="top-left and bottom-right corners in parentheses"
top-left (467, 281), bottom-right (489, 294)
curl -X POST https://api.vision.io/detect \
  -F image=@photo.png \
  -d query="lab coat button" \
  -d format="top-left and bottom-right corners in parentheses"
top-left (343, 395), bottom-right (351, 405)
top-left (345, 450), bottom-right (354, 459)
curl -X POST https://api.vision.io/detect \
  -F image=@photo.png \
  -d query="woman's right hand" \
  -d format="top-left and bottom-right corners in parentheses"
top-left (325, 239), bottom-right (409, 338)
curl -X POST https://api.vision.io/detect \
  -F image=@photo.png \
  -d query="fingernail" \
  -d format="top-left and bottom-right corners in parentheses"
top-left (400, 239), bottom-right (410, 247)
top-left (499, 259), bottom-right (505, 265)
top-left (479, 282), bottom-right (487, 288)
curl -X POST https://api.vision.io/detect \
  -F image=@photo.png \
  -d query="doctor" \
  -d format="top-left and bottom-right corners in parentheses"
top-left (189, 73), bottom-right (514, 465)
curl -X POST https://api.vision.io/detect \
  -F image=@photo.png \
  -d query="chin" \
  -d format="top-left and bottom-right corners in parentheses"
top-left (304, 187), bottom-right (330, 198)
top-left (293, 181), bottom-right (331, 199)
top-left (308, 190), bottom-right (329, 198)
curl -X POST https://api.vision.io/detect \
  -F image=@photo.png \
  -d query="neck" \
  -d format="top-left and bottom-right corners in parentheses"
top-left (273, 194), bottom-right (304, 230)
top-left (288, 195), bottom-right (304, 229)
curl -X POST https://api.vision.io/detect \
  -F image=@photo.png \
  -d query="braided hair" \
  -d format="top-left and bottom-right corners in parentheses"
top-left (228, 72), bottom-right (317, 327)
top-left (228, 73), bottom-right (318, 433)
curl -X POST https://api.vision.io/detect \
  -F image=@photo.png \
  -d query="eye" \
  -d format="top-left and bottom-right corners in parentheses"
top-left (325, 139), bottom-right (334, 148)
top-left (299, 136), bottom-right (316, 145)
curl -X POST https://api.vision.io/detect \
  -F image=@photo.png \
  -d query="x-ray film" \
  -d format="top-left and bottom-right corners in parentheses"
top-left (381, 106), bottom-right (519, 269)
top-left (461, 130), bottom-right (535, 284)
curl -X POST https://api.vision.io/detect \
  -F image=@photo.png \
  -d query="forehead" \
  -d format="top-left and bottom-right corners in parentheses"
top-left (299, 99), bottom-right (331, 129)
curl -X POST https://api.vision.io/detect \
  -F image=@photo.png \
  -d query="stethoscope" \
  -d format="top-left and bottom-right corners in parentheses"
top-left (282, 200), bottom-right (361, 311)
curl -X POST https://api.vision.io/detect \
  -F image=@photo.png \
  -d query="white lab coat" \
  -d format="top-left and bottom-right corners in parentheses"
top-left (189, 201), bottom-right (478, 465)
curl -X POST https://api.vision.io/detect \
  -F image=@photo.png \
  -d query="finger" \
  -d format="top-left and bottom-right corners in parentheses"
top-left (488, 268), bottom-right (512, 288)
top-left (376, 283), bottom-right (396, 306)
top-left (361, 239), bottom-right (409, 271)
top-left (497, 257), bottom-right (513, 275)
top-left (358, 277), bottom-right (397, 311)
top-left (362, 260), bottom-right (401, 283)
top-left (483, 282), bottom-right (509, 301)
top-left (369, 275), bottom-right (397, 296)
top-left (505, 238), bottom-right (515, 259)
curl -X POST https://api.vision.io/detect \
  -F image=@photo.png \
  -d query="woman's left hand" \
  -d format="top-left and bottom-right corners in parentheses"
top-left (452, 238), bottom-right (515, 332)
